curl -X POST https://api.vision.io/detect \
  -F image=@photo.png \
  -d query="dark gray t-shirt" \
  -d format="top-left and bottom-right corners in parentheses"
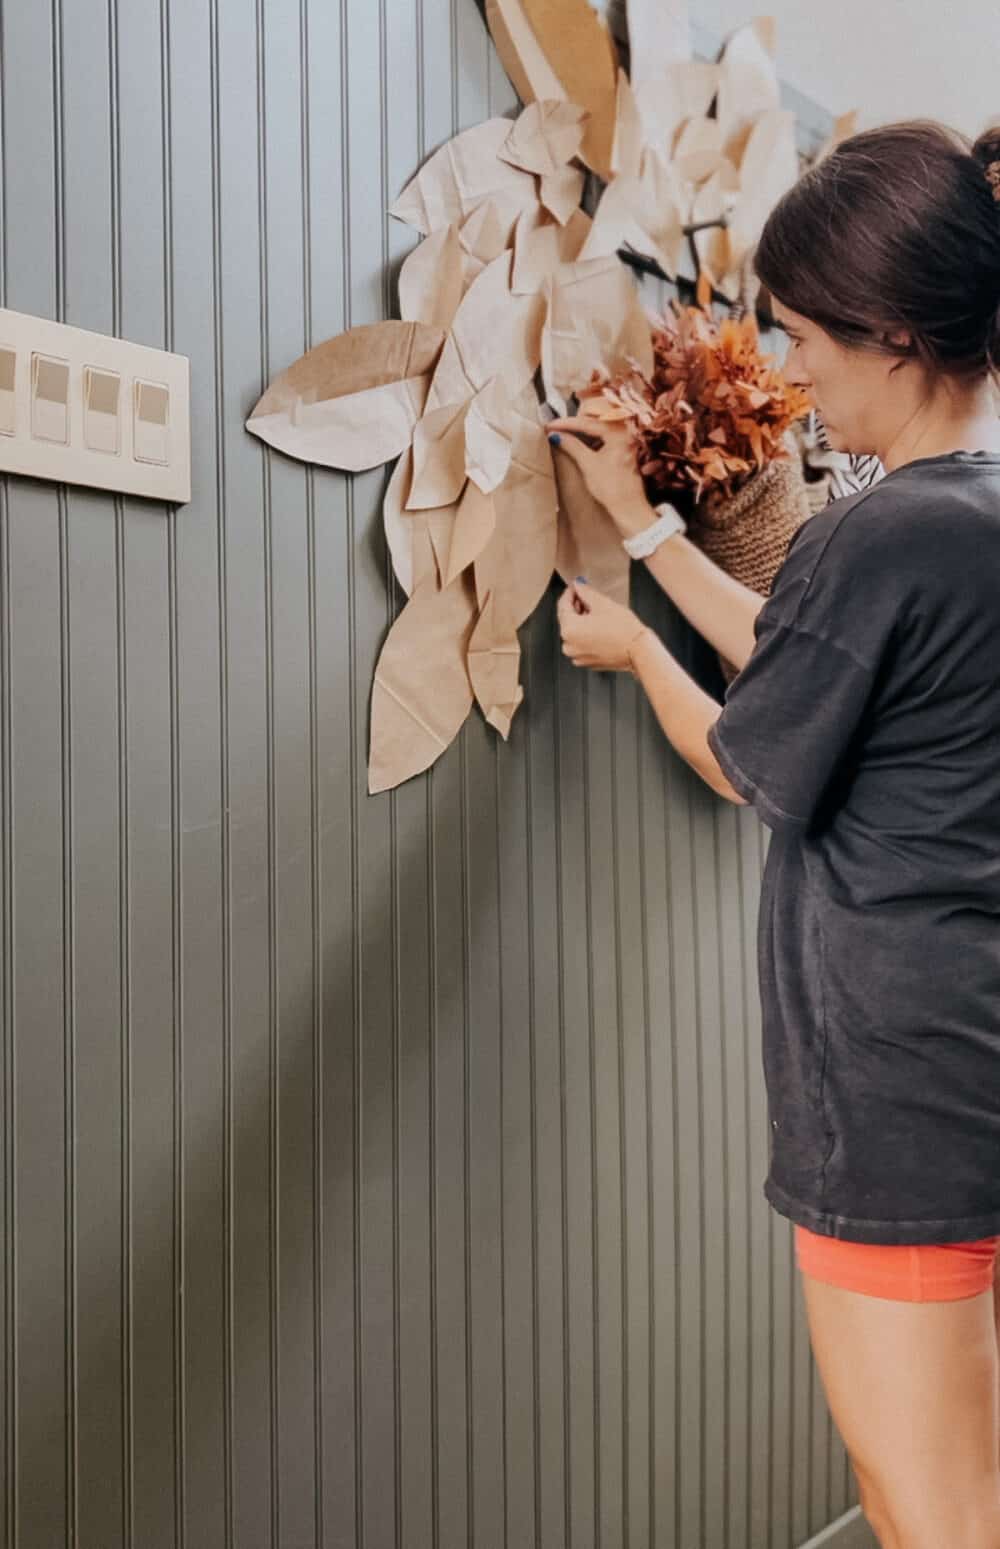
top-left (707, 450), bottom-right (1000, 1244)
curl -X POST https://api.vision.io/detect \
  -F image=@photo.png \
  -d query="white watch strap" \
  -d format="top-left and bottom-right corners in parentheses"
top-left (622, 503), bottom-right (687, 560)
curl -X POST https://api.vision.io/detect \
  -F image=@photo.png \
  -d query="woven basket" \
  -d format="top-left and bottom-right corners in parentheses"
top-left (686, 444), bottom-right (812, 683)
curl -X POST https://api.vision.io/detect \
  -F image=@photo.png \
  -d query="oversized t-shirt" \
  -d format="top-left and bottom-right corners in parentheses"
top-left (707, 450), bottom-right (1000, 1244)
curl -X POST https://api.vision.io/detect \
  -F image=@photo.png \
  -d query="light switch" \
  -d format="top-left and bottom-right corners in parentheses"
top-left (133, 379), bottom-right (169, 465)
top-left (83, 366), bottom-right (121, 455)
top-left (32, 354), bottom-right (70, 444)
top-left (0, 309), bottom-right (190, 502)
top-left (0, 349), bottom-right (15, 436)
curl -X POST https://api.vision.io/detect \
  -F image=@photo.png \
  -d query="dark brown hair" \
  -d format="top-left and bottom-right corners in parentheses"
top-left (754, 120), bottom-right (1000, 380)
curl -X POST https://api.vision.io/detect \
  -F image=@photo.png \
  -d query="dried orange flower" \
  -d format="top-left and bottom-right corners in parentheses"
top-left (585, 302), bottom-right (813, 507)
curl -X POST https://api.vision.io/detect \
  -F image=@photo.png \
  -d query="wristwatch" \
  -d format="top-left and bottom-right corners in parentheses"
top-left (622, 502), bottom-right (687, 560)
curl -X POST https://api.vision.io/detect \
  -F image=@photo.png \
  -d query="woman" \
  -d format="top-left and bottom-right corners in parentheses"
top-left (549, 121), bottom-right (1000, 1549)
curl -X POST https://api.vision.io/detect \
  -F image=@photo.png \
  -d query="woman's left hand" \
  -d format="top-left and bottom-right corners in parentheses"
top-left (557, 578), bottom-right (650, 672)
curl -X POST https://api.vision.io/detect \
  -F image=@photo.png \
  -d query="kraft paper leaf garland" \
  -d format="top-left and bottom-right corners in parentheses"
top-left (245, 0), bottom-right (856, 793)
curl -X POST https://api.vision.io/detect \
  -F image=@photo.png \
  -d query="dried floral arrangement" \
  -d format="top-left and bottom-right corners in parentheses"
top-left (585, 290), bottom-right (813, 513)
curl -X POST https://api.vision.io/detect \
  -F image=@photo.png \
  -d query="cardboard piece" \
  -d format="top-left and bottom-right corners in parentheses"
top-left (464, 376), bottom-right (514, 494)
top-left (484, 0), bottom-right (566, 107)
top-left (539, 166), bottom-right (586, 224)
top-left (427, 251), bottom-right (546, 411)
top-left (246, 320), bottom-right (445, 472)
top-left (468, 591), bottom-right (524, 739)
top-left (541, 256), bottom-right (653, 416)
top-left (512, 206), bottom-right (592, 295)
top-left (553, 450), bottom-right (630, 607)
top-left (520, 0), bottom-right (620, 179)
top-left (715, 20), bottom-right (781, 165)
top-left (407, 401), bottom-right (469, 510)
top-left (626, 0), bottom-right (691, 89)
top-left (390, 117), bottom-right (539, 242)
top-left (501, 100), bottom-right (586, 175)
top-left (398, 224), bottom-right (465, 329)
top-left (368, 570), bottom-right (478, 794)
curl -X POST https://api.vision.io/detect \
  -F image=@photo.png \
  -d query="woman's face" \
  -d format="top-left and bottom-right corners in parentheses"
top-left (771, 299), bottom-right (908, 456)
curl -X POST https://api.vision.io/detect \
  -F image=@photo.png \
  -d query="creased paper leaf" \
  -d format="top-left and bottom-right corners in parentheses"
top-left (459, 199), bottom-right (511, 267)
top-left (727, 108), bottom-right (798, 274)
top-left (428, 251), bottom-right (546, 410)
top-left (633, 61), bottom-right (719, 157)
top-left (539, 166), bottom-right (587, 224)
top-left (521, 0), bottom-right (620, 179)
top-left (611, 70), bottom-right (643, 180)
top-left (368, 572), bottom-right (477, 794)
top-left (553, 450), bottom-right (630, 607)
top-left (468, 591), bottom-right (523, 740)
top-left (626, 0), bottom-right (691, 88)
top-left (246, 320), bottom-right (445, 472)
top-left (501, 100), bottom-right (586, 175)
top-left (398, 224), bottom-right (465, 329)
top-left (715, 20), bottom-right (781, 164)
top-left (474, 393), bottom-right (558, 625)
top-left (512, 206), bottom-right (591, 295)
top-left (464, 377), bottom-right (514, 494)
top-left (389, 118), bottom-right (539, 241)
top-left (383, 448), bottom-right (459, 596)
top-left (673, 116), bottom-right (724, 186)
top-left (580, 149), bottom-right (686, 276)
top-left (408, 401), bottom-right (469, 510)
top-left (541, 256), bottom-right (654, 415)
top-left (446, 479), bottom-right (497, 586)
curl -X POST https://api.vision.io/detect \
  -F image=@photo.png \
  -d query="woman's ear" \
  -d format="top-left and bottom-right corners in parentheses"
top-left (883, 326), bottom-right (912, 350)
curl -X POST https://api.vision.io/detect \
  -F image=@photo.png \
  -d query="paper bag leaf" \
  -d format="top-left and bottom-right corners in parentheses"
top-left (673, 116), bottom-right (724, 186)
top-left (368, 572), bottom-right (477, 794)
top-left (474, 397), bottom-right (558, 624)
top-left (428, 251), bottom-right (546, 411)
top-left (446, 479), bottom-right (497, 586)
top-left (521, 0), bottom-right (620, 179)
top-left (553, 451), bottom-right (630, 607)
top-left (611, 70), bottom-right (643, 179)
top-left (539, 166), bottom-right (586, 224)
top-left (398, 224), bottom-right (465, 329)
top-left (512, 206), bottom-right (591, 295)
top-left (464, 377), bottom-right (514, 495)
top-left (715, 21), bottom-right (781, 164)
top-left (626, 0), bottom-right (691, 89)
top-left (541, 256), bottom-right (654, 415)
top-left (407, 401), bottom-right (470, 510)
top-left (467, 591), bottom-right (523, 741)
top-left (384, 449), bottom-right (460, 596)
top-left (459, 199), bottom-right (511, 267)
top-left (246, 320), bottom-right (445, 472)
top-left (634, 61), bottom-right (719, 156)
top-left (501, 100), bottom-right (587, 175)
top-left (728, 108), bottom-right (798, 272)
top-left (484, 0), bottom-right (566, 107)
top-left (389, 118), bottom-right (539, 239)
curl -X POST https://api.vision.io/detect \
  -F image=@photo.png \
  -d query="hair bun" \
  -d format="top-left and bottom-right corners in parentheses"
top-left (973, 123), bottom-right (1000, 204)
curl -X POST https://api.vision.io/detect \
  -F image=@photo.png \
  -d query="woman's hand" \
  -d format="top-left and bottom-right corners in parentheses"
top-left (557, 578), bottom-right (650, 672)
top-left (547, 408), bottom-right (652, 538)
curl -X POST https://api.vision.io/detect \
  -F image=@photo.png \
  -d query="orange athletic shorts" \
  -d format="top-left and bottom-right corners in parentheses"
top-left (794, 1224), bottom-right (1000, 1302)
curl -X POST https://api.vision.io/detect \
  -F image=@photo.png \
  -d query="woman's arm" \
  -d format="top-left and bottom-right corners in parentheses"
top-left (614, 492), bottom-right (766, 672)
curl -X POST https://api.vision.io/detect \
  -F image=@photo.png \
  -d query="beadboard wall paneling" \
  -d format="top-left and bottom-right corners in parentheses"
top-left (0, 2), bottom-right (857, 1546)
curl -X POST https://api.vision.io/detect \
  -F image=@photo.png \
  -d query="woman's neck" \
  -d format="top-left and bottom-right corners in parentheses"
top-left (879, 379), bottom-right (1000, 472)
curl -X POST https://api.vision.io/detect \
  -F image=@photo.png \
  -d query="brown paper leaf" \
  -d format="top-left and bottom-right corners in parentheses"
top-left (553, 450), bottom-right (630, 607)
top-left (611, 69), bottom-right (643, 179)
top-left (633, 61), bottom-right (719, 156)
top-left (246, 320), bottom-right (445, 471)
top-left (501, 100), bottom-right (587, 175)
top-left (398, 224), bottom-right (465, 329)
top-left (484, 0), bottom-right (566, 107)
top-left (512, 206), bottom-right (591, 295)
top-left (541, 256), bottom-right (654, 415)
top-left (467, 590), bottom-right (524, 740)
top-left (673, 116), bottom-right (724, 186)
top-left (368, 571), bottom-right (477, 794)
top-left (464, 377), bottom-right (514, 495)
top-left (474, 394), bottom-right (558, 625)
top-left (407, 401), bottom-right (469, 510)
top-left (459, 199), bottom-right (511, 267)
top-left (539, 166), bottom-right (586, 224)
top-left (384, 448), bottom-right (459, 596)
top-left (715, 20), bottom-right (781, 164)
top-left (389, 118), bottom-right (539, 240)
top-left (626, 0), bottom-right (691, 89)
top-left (521, 0), bottom-right (620, 179)
top-left (728, 108), bottom-right (798, 273)
top-left (428, 251), bottom-right (546, 411)
top-left (446, 479), bottom-right (497, 587)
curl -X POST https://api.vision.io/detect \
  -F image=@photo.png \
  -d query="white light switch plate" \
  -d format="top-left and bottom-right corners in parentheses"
top-left (0, 308), bottom-right (191, 504)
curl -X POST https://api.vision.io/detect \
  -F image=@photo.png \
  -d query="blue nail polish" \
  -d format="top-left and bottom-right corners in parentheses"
top-left (575, 575), bottom-right (587, 583)
top-left (548, 432), bottom-right (561, 446)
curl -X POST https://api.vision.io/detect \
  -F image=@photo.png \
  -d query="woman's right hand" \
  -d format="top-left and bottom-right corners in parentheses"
top-left (546, 410), bottom-right (653, 538)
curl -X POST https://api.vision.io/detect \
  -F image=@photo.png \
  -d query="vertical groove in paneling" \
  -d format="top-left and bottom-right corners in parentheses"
top-left (0, 8), bottom-right (11, 1541)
